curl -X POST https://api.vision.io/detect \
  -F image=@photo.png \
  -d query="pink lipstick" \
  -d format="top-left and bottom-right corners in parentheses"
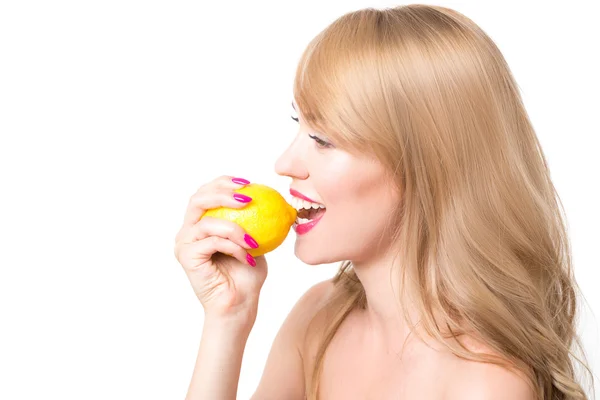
top-left (290, 188), bottom-right (320, 204)
top-left (293, 212), bottom-right (325, 235)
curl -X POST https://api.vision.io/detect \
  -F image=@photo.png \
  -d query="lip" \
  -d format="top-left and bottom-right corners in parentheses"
top-left (290, 188), bottom-right (322, 204)
top-left (293, 211), bottom-right (325, 235)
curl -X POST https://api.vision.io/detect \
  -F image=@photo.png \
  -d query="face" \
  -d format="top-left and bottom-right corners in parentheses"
top-left (274, 100), bottom-right (400, 265)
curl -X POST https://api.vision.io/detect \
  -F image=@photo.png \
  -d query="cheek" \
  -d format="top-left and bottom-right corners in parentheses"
top-left (311, 154), bottom-right (357, 200)
top-left (327, 206), bottom-right (394, 260)
top-left (296, 182), bottom-right (397, 263)
top-left (323, 166), bottom-right (385, 212)
top-left (295, 154), bottom-right (398, 263)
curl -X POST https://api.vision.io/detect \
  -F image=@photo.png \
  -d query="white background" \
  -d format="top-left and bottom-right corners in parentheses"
top-left (0, 0), bottom-right (598, 399)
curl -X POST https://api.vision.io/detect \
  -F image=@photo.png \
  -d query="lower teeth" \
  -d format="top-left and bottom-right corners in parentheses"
top-left (295, 209), bottom-right (326, 225)
top-left (296, 217), bottom-right (312, 225)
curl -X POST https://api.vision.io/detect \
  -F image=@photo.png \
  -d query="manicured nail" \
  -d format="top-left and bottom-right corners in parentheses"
top-left (246, 253), bottom-right (256, 267)
top-left (244, 234), bottom-right (259, 249)
top-left (233, 193), bottom-right (252, 203)
top-left (232, 177), bottom-right (250, 185)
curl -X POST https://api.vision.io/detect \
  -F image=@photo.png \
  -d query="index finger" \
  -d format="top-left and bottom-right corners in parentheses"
top-left (181, 176), bottom-right (252, 229)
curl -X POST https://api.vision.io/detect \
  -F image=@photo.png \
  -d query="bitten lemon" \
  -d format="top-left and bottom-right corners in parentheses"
top-left (202, 183), bottom-right (297, 257)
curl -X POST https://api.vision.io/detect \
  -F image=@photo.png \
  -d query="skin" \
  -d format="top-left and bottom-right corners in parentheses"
top-left (276, 101), bottom-right (413, 339)
top-left (178, 101), bottom-right (535, 399)
top-left (175, 177), bottom-right (268, 399)
top-left (264, 100), bottom-right (534, 399)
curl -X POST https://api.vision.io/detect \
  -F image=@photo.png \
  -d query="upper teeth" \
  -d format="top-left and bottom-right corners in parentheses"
top-left (290, 196), bottom-right (326, 211)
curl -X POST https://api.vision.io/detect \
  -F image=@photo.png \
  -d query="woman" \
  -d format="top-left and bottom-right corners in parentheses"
top-left (174, 4), bottom-right (593, 399)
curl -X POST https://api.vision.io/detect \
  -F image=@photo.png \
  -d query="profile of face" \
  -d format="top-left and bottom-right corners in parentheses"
top-left (274, 101), bottom-right (400, 265)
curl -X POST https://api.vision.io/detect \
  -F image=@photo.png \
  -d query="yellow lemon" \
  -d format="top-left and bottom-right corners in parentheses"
top-left (203, 183), bottom-right (297, 257)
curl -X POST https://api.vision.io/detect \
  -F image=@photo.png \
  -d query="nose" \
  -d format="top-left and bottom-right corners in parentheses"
top-left (274, 135), bottom-right (308, 180)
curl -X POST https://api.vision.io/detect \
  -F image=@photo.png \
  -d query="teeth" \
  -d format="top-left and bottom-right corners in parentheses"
top-left (290, 195), bottom-right (325, 211)
top-left (296, 217), bottom-right (312, 225)
top-left (290, 197), bottom-right (298, 209)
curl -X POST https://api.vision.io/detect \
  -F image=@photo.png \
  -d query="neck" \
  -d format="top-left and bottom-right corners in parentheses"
top-left (351, 251), bottom-right (420, 347)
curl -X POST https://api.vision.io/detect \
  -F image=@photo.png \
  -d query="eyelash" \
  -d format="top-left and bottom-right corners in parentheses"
top-left (291, 116), bottom-right (331, 148)
top-left (308, 134), bottom-right (330, 148)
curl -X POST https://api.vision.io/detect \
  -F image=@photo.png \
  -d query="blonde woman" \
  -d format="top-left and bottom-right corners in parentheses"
top-left (175, 5), bottom-right (594, 399)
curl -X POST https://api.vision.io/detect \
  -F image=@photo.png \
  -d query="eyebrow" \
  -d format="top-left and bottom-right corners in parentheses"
top-left (291, 102), bottom-right (295, 111)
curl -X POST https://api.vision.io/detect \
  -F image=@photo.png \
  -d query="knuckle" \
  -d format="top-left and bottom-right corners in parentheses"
top-left (191, 189), bottom-right (211, 204)
top-left (175, 226), bottom-right (186, 242)
top-left (174, 243), bottom-right (187, 263)
top-left (192, 218), bottom-right (212, 238)
top-left (196, 216), bottom-right (213, 229)
top-left (225, 222), bottom-right (237, 236)
top-left (186, 196), bottom-right (197, 209)
top-left (190, 186), bottom-right (203, 199)
top-left (189, 193), bottom-right (203, 206)
top-left (198, 180), bottom-right (211, 190)
top-left (212, 175), bottom-right (227, 187)
top-left (209, 236), bottom-right (220, 247)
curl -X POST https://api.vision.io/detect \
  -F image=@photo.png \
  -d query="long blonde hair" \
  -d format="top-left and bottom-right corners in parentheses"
top-left (293, 5), bottom-right (594, 400)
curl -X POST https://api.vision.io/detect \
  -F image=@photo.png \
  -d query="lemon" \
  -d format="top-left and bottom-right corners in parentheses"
top-left (202, 183), bottom-right (297, 257)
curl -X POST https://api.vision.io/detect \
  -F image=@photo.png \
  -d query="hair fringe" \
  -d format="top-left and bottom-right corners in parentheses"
top-left (296, 5), bottom-right (595, 400)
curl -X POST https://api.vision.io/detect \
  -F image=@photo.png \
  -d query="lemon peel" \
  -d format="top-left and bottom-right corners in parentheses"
top-left (203, 183), bottom-right (297, 257)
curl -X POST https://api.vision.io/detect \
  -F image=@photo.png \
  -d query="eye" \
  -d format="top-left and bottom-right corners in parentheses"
top-left (290, 109), bottom-right (332, 148)
top-left (308, 134), bottom-right (332, 149)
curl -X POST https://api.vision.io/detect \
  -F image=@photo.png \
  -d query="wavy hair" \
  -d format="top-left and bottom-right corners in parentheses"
top-left (292, 5), bottom-right (594, 400)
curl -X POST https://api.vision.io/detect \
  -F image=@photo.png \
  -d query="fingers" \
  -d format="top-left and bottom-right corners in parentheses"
top-left (177, 175), bottom-right (252, 238)
top-left (182, 216), bottom-right (259, 251)
top-left (180, 236), bottom-right (254, 269)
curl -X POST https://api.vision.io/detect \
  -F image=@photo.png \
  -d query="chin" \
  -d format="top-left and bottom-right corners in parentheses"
top-left (294, 246), bottom-right (340, 266)
top-left (295, 249), bottom-right (322, 265)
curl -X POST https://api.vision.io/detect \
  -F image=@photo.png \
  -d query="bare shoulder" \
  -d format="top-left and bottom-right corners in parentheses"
top-left (293, 278), bottom-right (336, 320)
top-left (293, 278), bottom-right (338, 374)
top-left (250, 278), bottom-right (335, 400)
top-left (449, 360), bottom-right (535, 400)
top-left (446, 336), bottom-right (535, 400)
top-left (283, 278), bottom-right (336, 341)
top-left (260, 277), bottom-right (335, 364)
top-left (270, 277), bottom-right (335, 341)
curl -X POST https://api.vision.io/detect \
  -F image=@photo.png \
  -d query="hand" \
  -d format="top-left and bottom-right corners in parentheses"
top-left (174, 176), bottom-right (267, 324)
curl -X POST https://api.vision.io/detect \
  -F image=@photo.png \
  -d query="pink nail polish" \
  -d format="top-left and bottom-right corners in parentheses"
top-left (244, 234), bottom-right (259, 249)
top-left (246, 253), bottom-right (256, 267)
top-left (232, 177), bottom-right (250, 185)
top-left (233, 193), bottom-right (252, 203)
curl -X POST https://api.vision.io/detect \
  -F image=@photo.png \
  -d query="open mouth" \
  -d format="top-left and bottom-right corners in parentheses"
top-left (295, 206), bottom-right (326, 225)
top-left (290, 196), bottom-right (326, 227)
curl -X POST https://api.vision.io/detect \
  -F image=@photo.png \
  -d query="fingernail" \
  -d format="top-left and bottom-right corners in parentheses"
top-left (233, 193), bottom-right (252, 203)
top-left (232, 177), bottom-right (250, 185)
top-left (244, 234), bottom-right (259, 249)
top-left (246, 253), bottom-right (256, 267)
